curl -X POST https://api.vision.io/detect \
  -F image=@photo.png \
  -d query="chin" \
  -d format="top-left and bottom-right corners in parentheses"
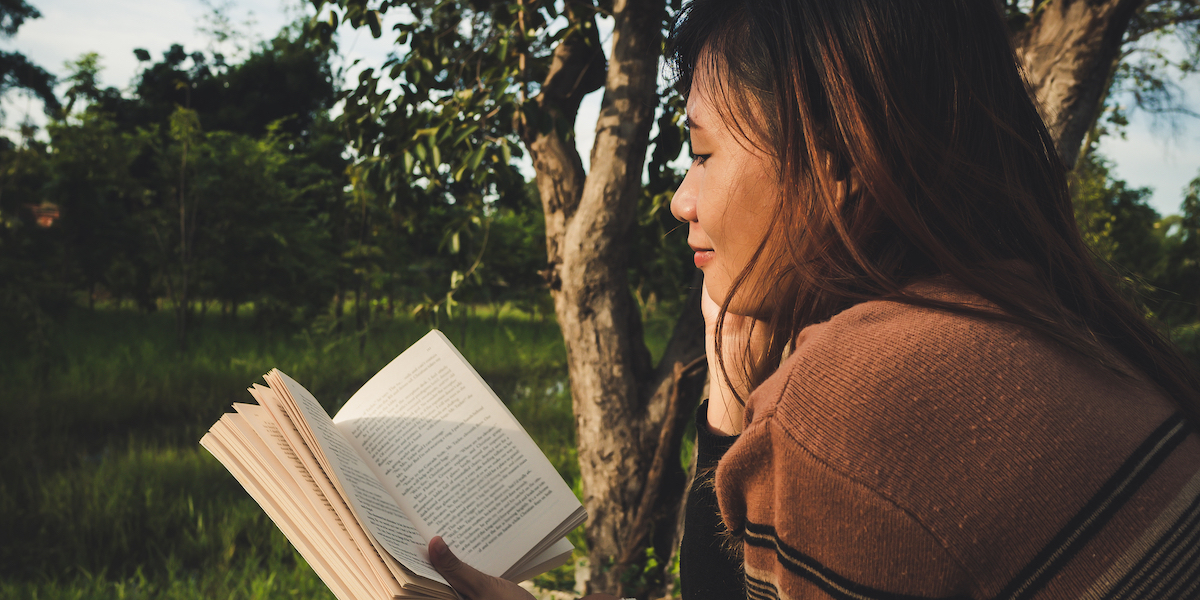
top-left (720, 293), bottom-right (773, 320)
top-left (707, 266), bottom-right (785, 319)
top-left (721, 279), bottom-right (785, 320)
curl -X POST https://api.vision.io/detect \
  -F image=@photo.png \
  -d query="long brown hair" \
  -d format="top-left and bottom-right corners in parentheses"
top-left (668, 0), bottom-right (1200, 418)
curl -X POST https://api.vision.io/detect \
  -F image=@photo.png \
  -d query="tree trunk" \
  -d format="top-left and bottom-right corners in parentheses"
top-left (556, 0), bottom-right (662, 587)
top-left (517, 1), bottom-right (708, 595)
top-left (177, 140), bottom-right (190, 352)
top-left (333, 287), bottom-right (344, 333)
top-left (1013, 0), bottom-right (1149, 168)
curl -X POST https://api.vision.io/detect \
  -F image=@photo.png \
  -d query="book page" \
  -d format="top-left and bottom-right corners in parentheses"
top-left (218, 411), bottom-right (384, 599)
top-left (249, 383), bottom-right (419, 591)
top-left (332, 330), bottom-right (583, 578)
top-left (266, 370), bottom-right (446, 584)
top-left (230, 403), bottom-right (398, 599)
top-left (201, 426), bottom-right (360, 600)
top-left (249, 384), bottom-right (422, 589)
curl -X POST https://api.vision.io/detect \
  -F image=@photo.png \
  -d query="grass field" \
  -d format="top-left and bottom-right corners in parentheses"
top-left (0, 302), bottom-right (678, 599)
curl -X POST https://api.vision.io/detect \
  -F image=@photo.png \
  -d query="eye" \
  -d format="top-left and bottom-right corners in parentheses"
top-left (690, 152), bottom-right (711, 166)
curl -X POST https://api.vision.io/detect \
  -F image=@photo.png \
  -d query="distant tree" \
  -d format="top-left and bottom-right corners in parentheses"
top-left (60, 53), bottom-right (104, 116)
top-left (0, 0), bottom-right (58, 117)
top-left (113, 34), bottom-right (337, 143)
top-left (79, 28), bottom-right (347, 347)
top-left (0, 0), bottom-right (60, 364)
top-left (0, 133), bottom-right (58, 368)
top-left (1158, 179), bottom-right (1200, 328)
top-left (160, 106), bottom-right (202, 349)
top-left (207, 34), bottom-right (339, 139)
top-left (1072, 150), bottom-right (1163, 279)
top-left (144, 109), bottom-right (344, 348)
top-left (44, 110), bottom-right (152, 310)
top-left (0, 21), bottom-right (348, 344)
top-left (1069, 147), bottom-right (1200, 365)
top-left (189, 128), bottom-right (338, 326)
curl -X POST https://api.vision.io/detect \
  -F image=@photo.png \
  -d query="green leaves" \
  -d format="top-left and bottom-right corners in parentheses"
top-left (333, 0), bottom-right (553, 188)
top-left (367, 10), bottom-right (383, 38)
top-left (1072, 150), bottom-right (1200, 346)
top-left (168, 107), bottom-right (202, 146)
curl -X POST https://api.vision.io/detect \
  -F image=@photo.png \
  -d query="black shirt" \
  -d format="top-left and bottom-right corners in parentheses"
top-left (679, 400), bottom-right (746, 600)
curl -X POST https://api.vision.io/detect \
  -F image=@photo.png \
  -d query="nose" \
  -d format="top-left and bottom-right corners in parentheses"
top-left (671, 167), bottom-right (699, 223)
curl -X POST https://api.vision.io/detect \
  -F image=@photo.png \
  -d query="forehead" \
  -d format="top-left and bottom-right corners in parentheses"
top-left (684, 73), bottom-right (777, 160)
top-left (685, 75), bottom-right (716, 129)
top-left (684, 62), bottom-right (750, 137)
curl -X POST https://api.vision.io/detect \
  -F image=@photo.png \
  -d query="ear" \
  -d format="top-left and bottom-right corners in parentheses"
top-left (838, 168), bottom-right (862, 205)
top-left (819, 149), bottom-right (859, 208)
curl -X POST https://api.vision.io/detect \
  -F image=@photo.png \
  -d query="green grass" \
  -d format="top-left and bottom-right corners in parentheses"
top-left (0, 442), bottom-right (324, 599)
top-left (0, 301), bottom-right (687, 599)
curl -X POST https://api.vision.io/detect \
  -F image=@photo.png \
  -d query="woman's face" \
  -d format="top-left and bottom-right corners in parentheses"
top-left (670, 78), bottom-right (781, 315)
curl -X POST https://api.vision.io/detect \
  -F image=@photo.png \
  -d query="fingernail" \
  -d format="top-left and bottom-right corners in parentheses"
top-left (430, 536), bottom-right (449, 561)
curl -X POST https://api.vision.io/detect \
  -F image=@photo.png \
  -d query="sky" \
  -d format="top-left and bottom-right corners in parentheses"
top-left (4, 0), bottom-right (1200, 217)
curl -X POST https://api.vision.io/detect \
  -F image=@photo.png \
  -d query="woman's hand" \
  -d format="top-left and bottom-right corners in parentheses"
top-left (429, 537), bottom-right (534, 600)
top-left (428, 537), bottom-right (618, 600)
top-left (701, 282), bottom-right (769, 436)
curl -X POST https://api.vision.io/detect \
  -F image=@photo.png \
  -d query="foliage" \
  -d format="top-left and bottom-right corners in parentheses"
top-left (0, 0), bottom-right (58, 116)
top-left (326, 0), bottom-right (541, 320)
top-left (45, 110), bottom-right (155, 308)
top-left (631, 92), bottom-right (694, 321)
top-left (1072, 151), bottom-right (1162, 277)
top-left (0, 20), bottom-right (358, 352)
top-left (0, 0), bottom-right (688, 360)
top-left (318, 0), bottom-right (694, 321)
top-left (0, 0), bottom-right (66, 370)
top-left (1156, 177), bottom-right (1200, 326)
top-left (1071, 148), bottom-right (1200, 363)
top-left (0, 135), bottom-right (67, 376)
top-left (117, 32), bottom-right (338, 140)
top-left (151, 109), bottom-right (340, 335)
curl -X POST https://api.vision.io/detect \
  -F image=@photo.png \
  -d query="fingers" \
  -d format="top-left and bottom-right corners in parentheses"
top-left (429, 537), bottom-right (534, 600)
top-left (430, 536), bottom-right (484, 598)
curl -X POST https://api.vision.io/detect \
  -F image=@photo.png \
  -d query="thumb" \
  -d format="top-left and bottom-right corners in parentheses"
top-left (429, 536), bottom-right (488, 599)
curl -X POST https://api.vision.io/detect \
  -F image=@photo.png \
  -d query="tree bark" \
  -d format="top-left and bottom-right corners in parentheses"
top-left (1013, 0), bottom-right (1150, 168)
top-left (557, 0), bottom-right (662, 587)
top-left (517, 1), bottom-right (708, 595)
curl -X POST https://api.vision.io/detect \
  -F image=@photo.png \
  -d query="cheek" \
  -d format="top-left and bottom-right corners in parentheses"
top-left (695, 169), bottom-right (736, 240)
top-left (704, 179), bottom-right (766, 250)
top-left (738, 168), bottom-right (781, 239)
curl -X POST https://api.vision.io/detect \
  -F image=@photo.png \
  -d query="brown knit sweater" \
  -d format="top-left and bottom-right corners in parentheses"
top-left (714, 283), bottom-right (1200, 600)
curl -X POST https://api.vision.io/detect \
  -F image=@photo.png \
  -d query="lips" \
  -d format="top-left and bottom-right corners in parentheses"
top-left (690, 244), bottom-right (715, 268)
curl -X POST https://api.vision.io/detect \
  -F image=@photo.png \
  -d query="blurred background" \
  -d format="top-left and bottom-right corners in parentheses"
top-left (0, 2), bottom-right (686, 598)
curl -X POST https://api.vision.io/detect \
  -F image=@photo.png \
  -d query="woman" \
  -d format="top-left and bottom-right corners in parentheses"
top-left (428, 0), bottom-right (1200, 598)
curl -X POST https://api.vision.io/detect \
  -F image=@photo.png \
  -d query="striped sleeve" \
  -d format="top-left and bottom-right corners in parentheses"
top-left (719, 409), bottom-right (1200, 600)
top-left (995, 413), bottom-right (1192, 600)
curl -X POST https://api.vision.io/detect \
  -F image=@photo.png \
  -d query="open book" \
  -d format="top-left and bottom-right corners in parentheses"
top-left (200, 330), bottom-right (587, 600)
